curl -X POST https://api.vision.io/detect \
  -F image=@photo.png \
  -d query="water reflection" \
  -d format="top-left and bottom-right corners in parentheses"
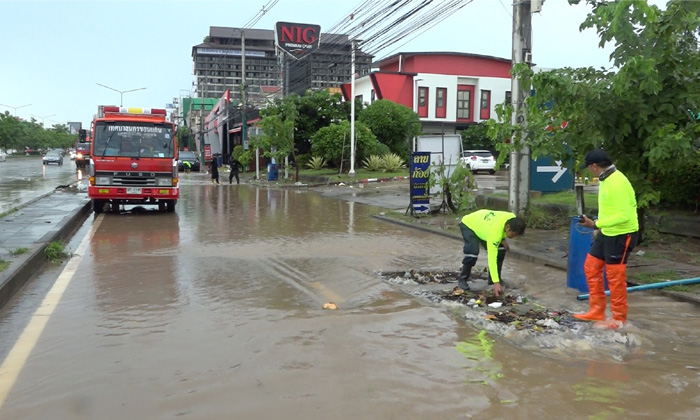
top-left (571, 361), bottom-right (629, 419)
top-left (89, 213), bottom-right (181, 322)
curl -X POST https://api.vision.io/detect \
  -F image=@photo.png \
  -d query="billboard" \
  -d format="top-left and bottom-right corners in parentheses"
top-left (275, 21), bottom-right (321, 60)
top-left (67, 121), bottom-right (82, 135)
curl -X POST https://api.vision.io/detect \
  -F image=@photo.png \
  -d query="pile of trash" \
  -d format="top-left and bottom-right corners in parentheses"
top-left (381, 269), bottom-right (576, 332)
top-left (380, 269), bottom-right (643, 360)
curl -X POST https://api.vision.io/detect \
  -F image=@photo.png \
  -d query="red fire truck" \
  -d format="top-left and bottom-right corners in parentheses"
top-left (75, 129), bottom-right (92, 169)
top-left (88, 106), bottom-right (179, 213)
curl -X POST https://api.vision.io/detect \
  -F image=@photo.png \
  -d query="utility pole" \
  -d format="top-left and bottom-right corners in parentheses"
top-left (349, 39), bottom-right (357, 177)
top-left (508, 0), bottom-right (533, 217)
top-left (241, 30), bottom-right (248, 173)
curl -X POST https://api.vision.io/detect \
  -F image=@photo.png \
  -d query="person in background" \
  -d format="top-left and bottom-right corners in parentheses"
top-left (575, 149), bottom-right (638, 330)
top-left (210, 153), bottom-right (220, 185)
top-left (458, 209), bottom-right (526, 296)
top-left (229, 156), bottom-right (241, 184)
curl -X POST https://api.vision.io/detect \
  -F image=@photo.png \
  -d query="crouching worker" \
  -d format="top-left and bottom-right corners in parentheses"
top-left (458, 209), bottom-right (526, 296)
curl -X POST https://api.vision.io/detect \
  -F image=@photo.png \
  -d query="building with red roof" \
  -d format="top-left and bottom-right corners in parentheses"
top-left (340, 52), bottom-right (512, 134)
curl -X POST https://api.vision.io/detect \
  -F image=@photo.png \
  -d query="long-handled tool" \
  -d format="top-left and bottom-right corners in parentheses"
top-left (576, 277), bottom-right (700, 301)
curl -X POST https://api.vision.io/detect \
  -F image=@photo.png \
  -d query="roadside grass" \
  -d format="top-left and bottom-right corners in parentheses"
top-left (0, 208), bottom-right (19, 218)
top-left (628, 270), bottom-right (700, 292)
top-left (492, 191), bottom-right (598, 210)
top-left (298, 168), bottom-right (409, 182)
top-left (10, 247), bottom-right (29, 256)
top-left (0, 259), bottom-right (8, 272)
top-left (45, 241), bottom-right (70, 263)
top-left (636, 250), bottom-right (664, 260)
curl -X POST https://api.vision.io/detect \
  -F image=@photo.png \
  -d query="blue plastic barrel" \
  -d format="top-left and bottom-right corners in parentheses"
top-left (268, 163), bottom-right (279, 181)
top-left (567, 216), bottom-right (595, 292)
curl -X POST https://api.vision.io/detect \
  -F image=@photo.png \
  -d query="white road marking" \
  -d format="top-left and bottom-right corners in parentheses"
top-left (0, 215), bottom-right (103, 409)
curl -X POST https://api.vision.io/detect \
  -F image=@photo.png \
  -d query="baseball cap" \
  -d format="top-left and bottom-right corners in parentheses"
top-left (579, 149), bottom-right (613, 169)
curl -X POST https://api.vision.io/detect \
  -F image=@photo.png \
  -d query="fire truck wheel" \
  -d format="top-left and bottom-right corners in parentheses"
top-left (166, 200), bottom-right (176, 213)
top-left (158, 201), bottom-right (166, 212)
top-left (93, 200), bottom-right (105, 214)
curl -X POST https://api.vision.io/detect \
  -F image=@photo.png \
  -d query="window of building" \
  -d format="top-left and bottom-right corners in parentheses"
top-left (436, 88), bottom-right (446, 118)
top-left (505, 91), bottom-right (512, 105)
top-left (371, 89), bottom-right (375, 102)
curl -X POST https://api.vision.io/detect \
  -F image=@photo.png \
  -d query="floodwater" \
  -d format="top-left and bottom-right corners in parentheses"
top-left (0, 176), bottom-right (699, 419)
top-left (0, 155), bottom-right (81, 214)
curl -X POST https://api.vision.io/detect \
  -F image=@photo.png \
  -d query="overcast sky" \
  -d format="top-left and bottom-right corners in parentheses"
top-left (0, 0), bottom-right (661, 127)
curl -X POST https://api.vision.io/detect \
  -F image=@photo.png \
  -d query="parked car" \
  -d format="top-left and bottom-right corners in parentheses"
top-left (178, 151), bottom-right (201, 172)
top-left (461, 149), bottom-right (496, 174)
top-left (42, 150), bottom-right (63, 165)
top-left (0, 150), bottom-right (6, 162)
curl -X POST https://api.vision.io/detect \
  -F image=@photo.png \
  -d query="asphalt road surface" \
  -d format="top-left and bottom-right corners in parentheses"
top-left (0, 175), bottom-right (697, 419)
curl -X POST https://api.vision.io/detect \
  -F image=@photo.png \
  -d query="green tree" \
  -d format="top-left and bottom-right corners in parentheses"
top-left (311, 120), bottom-right (386, 170)
top-left (358, 99), bottom-right (421, 161)
top-left (460, 122), bottom-right (495, 151)
top-left (0, 112), bottom-right (24, 152)
top-left (262, 90), bottom-right (358, 158)
top-left (487, 0), bottom-right (700, 232)
top-left (257, 99), bottom-right (298, 178)
top-left (176, 126), bottom-right (192, 150)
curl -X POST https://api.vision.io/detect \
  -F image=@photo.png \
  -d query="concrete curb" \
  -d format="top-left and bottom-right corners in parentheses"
top-left (0, 195), bottom-right (92, 309)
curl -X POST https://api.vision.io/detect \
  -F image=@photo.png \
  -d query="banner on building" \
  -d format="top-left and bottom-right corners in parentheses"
top-left (410, 151), bottom-right (431, 215)
top-left (274, 21), bottom-right (321, 60)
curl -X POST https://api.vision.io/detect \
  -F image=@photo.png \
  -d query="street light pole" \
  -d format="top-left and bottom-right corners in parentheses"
top-left (31, 114), bottom-right (56, 126)
top-left (96, 83), bottom-right (147, 107)
top-left (0, 103), bottom-right (32, 117)
top-left (349, 39), bottom-right (357, 177)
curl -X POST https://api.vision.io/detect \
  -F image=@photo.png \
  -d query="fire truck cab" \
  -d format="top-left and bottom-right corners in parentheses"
top-left (88, 106), bottom-right (179, 213)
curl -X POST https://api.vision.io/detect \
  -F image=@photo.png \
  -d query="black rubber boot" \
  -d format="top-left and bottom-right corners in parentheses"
top-left (458, 265), bottom-right (470, 290)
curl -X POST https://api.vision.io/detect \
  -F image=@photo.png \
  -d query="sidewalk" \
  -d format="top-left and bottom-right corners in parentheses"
top-left (0, 187), bottom-right (91, 308)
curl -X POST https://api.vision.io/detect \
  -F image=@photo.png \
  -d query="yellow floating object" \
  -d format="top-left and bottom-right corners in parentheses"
top-left (323, 302), bottom-right (339, 310)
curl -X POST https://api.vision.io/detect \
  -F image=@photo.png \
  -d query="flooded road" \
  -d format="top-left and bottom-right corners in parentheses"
top-left (0, 155), bottom-right (81, 214)
top-left (0, 177), bottom-right (699, 419)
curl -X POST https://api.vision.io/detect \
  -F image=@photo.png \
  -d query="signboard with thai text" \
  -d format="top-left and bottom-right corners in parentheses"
top-left (410, 151), bottom-right (431, 215)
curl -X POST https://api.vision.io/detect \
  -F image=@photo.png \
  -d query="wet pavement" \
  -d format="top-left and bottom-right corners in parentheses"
top-left (1, 169), bottom-right (700, 419)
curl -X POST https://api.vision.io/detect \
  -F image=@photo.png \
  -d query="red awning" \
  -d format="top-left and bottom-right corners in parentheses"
top-left (228, 117), bottom-right (262, 134)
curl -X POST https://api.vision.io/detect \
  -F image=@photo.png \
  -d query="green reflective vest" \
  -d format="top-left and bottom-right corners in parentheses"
top-left (461, 210), bottom-right (515, 284)
top-left (597, 170), bottom-right (638, 236)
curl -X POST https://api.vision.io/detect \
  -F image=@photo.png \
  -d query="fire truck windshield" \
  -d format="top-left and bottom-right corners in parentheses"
top-left (94, 122), bottom-right (174, 158)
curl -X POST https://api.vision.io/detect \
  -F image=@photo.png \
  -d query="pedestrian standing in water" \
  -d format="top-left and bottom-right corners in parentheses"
top-left (229, 156), bottom-right (241, 184)
top-left (575, 149), bottom-right (638, 330)
top-left (210, 154), bottom-right (220, 185)
top-left (458, 209), bottom-right (526, 296)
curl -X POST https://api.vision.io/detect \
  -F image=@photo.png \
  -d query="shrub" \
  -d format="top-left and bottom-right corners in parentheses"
top-left (10, 247), bottom-right (28, 256)
top-left (362, 155), bottom-right (383, 171)
top-left (45, 241), bottom-right (69, 263)
top-left (311, 121), bottom-right (382, 168)
top-left (306, 156), bottom-right (327, 170)
top-left (381, 153), bottom-right (406, 172)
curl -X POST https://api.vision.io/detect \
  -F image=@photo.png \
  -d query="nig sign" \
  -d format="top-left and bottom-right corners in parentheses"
top-left (275, 22), bottom-right (321, 60)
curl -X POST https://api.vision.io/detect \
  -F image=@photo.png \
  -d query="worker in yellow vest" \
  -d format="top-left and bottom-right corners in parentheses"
top-left (576, 149), bottom-right (639, 330)
top-left (459, 209), bottom-right (526, 296)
